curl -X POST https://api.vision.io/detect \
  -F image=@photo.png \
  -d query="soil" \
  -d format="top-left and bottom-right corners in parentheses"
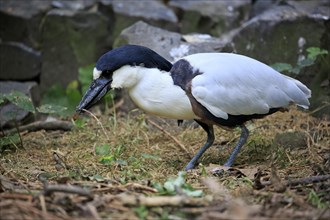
top-left (1, 107), bottom-right (329, 219)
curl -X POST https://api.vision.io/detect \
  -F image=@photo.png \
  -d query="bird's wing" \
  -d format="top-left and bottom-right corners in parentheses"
top-left (184, 53), bottom-right (310, 120)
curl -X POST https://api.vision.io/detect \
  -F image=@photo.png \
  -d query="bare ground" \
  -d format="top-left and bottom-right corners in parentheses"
top-left (1, 107), bottom-right (329, 219)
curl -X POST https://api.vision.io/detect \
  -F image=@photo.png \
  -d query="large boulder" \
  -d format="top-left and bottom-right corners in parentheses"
top-left (0, 42), bottom-right (41, 80)
top-left (169, 0), bottom-right (251, 36)
top-left (228, 3), bottom-right (329, 66)
top-left (115, 21), bottom-right (230, 62)
top-left (224, 1), bottom-right (330, 116)
top-left (40, 9), bottom-right (111, 93)
top-left (0, 0), bottom-right (51, 49)
top-left (99, 0), bottom-right (178, 40)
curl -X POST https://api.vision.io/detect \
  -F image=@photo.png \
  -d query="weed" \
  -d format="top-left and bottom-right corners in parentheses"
top-left (307, 189), bottom-right (329, 209)
top-left (271, 47), bottom-right (328, 75)
top-left (134, 205), bottom-right (148, 220)
top-left (154, 171), bottom-right (203, 197)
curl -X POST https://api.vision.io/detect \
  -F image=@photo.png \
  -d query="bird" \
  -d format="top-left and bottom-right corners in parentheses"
top-left (76, 45), bottom-right (311, 171)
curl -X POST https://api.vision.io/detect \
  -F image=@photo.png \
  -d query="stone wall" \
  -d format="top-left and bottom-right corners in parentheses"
top-left (1, 0), bottom-right (329, 127)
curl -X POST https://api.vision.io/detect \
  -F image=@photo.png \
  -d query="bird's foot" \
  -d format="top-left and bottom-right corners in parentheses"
top-left (223, 160), bottom-right (233, 167)
top-left (185, 162), bottom-right (196, 171)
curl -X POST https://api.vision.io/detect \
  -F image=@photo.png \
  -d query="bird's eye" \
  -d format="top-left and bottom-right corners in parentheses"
top-left (102, 70), bottom-right (112, 78)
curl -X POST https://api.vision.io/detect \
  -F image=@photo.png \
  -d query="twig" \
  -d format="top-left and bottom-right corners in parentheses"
top-left (52, 151), bottom-right (70, 170)
top-left (108, 98), bottom-right (124, 114)
top-left (39, 195), bottom-right (47, 216)
top-left (1, 120), bottom-right (73, 136)
top-left (92, 182), bottom-right (158, 193)
top-left (82, 109), bottom-right (109, 140)
top-left (14, 120), bottom-right (24, 149)
top-left (147, 119), bottom-right (192, 158)
top-left (42, 184), bottom-right (93, 199)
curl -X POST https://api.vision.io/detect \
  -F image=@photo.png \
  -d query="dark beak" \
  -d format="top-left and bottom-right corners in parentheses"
top-left (76, 77), bottom-right (112, 113)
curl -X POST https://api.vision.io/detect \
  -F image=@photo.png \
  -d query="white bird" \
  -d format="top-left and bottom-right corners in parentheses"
top-left (77, 45), bottom-right (311, 170)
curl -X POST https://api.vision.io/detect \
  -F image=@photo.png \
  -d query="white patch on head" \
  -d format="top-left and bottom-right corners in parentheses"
top-left (93, 67), bottom-right (102, 80)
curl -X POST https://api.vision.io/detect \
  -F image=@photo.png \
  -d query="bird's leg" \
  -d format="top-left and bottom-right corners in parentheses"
top-left (223, 124), bottom-right (249, 167)
top-left (185, 121), bottom-right (214, 171)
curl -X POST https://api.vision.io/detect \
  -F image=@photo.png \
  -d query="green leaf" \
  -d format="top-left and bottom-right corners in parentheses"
top-left (99, 155), bottom-right (114, 164)
top-left (41, 84), bottom-right (71, 115)
top-left (182, 188), bottom-right (203, 197)
top-left (161, 171), bottom-right (203, 197)
top-left (66, 80), bottom-right (81, 105)
top-left (270, 63), bottom-right (293, 73)
top-left (3, 91), bottom-right (35, 113)
top-left (306, 47), bottom-right (328, 60)
top-left (36, 104), bottom-right (68, 115)
top-left (0, 133), bottom-right (20, 148)
top-left (163, 171), bottom-right (185, 193)
top-left (95, 145), bottom-right (111, 156)
top-left (73, 118), bottom-right (86, 128)
top-left (133, 205), bottom-right (148, 220)
top-left (78, 64), bottom-right (94, 94)
top-left (141, 153), bottom-right (160, 160)
top-left (114, 159), bottom-right (128, 166)
top-left (0, 93), bottom-right (5, 105)
top-left (297, 58), bottom-right (315, 68)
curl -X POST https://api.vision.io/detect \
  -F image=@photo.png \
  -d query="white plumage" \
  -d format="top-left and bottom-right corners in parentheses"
top-left (187, 53), bottom-right (311, 119)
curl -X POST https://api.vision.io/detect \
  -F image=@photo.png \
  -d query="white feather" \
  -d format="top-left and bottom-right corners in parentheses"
top-left (112, 65), bottom-right (198, 120)
top-left (184, 53), bottom-right (311, 119)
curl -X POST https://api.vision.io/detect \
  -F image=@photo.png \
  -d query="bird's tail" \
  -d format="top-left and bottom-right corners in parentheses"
top-left (291, 79), bottom-right (311, 109)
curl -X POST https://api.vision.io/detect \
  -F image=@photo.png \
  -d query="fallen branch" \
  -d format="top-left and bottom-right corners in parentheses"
top-left (2, 120), bottom-right (73, 136)
top-left (92, 182), bottom-right (158, 193)
top-left (118, 194), bottom-right (208, 207)
top-left (255, 174), bottom-right (330, 188)
top-left (41, 184), bottom-right (93, 199)
top-left (147, 119), bottom-right (192, 158)
top-left (286, 174), bottom-right (330, 187)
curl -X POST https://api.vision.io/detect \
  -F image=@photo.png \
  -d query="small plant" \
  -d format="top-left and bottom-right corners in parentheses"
top-left (153, 171), bottom-right (203, 197)
top-left (95, 144), bottom-right (127, 166)
top-left (271, 47), bottom-right (328, 75)
top-left (307, 189), bottom-right (329, 209)
top-left (0, 91), bottom-right (68, 150)
top-left (133, 205), bottom-right (148, 220)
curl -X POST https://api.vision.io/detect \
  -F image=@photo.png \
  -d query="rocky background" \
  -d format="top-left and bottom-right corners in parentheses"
top-left (0, 0), bottom-right (329, 128)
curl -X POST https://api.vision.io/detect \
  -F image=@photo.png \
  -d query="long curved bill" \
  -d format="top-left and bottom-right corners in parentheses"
top-left (76, 77), bottom-right (112, 113)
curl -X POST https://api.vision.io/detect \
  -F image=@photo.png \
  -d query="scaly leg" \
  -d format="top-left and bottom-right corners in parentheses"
top-left (185, 120), bottom-right (214, 171)
top-left (224, 124), bottom-right (249, 167)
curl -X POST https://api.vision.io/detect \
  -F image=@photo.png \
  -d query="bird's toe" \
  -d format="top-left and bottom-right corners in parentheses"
top-left (185, 162), bottom-right (196, 171)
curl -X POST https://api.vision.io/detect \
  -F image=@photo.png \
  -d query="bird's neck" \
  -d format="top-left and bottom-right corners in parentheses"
top-left (112, 66), bottom-right (196, 119)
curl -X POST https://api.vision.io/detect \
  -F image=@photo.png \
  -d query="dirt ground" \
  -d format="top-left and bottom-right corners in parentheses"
top-left (0, 107), bottom-right (329, 219)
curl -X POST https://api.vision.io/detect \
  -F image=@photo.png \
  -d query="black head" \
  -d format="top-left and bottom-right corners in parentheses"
top-left (76, 45), bottom-right (172, 112)
top-left (96, 45), bottom-right (172, 72)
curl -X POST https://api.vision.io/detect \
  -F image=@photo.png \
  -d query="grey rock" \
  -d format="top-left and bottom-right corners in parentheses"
top-left (0, 81), bottom-right (40, 128)
top-left (40, 9), bottom-right (110, 93)
top-left (228, 4), bottom-right (328, 66)
top-left (115, 21), bottom-right (230, 62)
top-left (0, 42), bottom-right (41, 80)
top-left (51, 0), bottom-right (96, 11)
top-left (0, 0), bottom-right (52, 49)
top-left (169, 0), bottom-right (251, 36)
top-left (99, 0), bottom-right (178, 40)
top-left (274, 131), bottom-right (307, 150)
top-left (307, 18), bottom-right (330, 119)
top-left (250, 0), bottom-right (278, 18)
top-left (114, 21), bottom-right (182, 61)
